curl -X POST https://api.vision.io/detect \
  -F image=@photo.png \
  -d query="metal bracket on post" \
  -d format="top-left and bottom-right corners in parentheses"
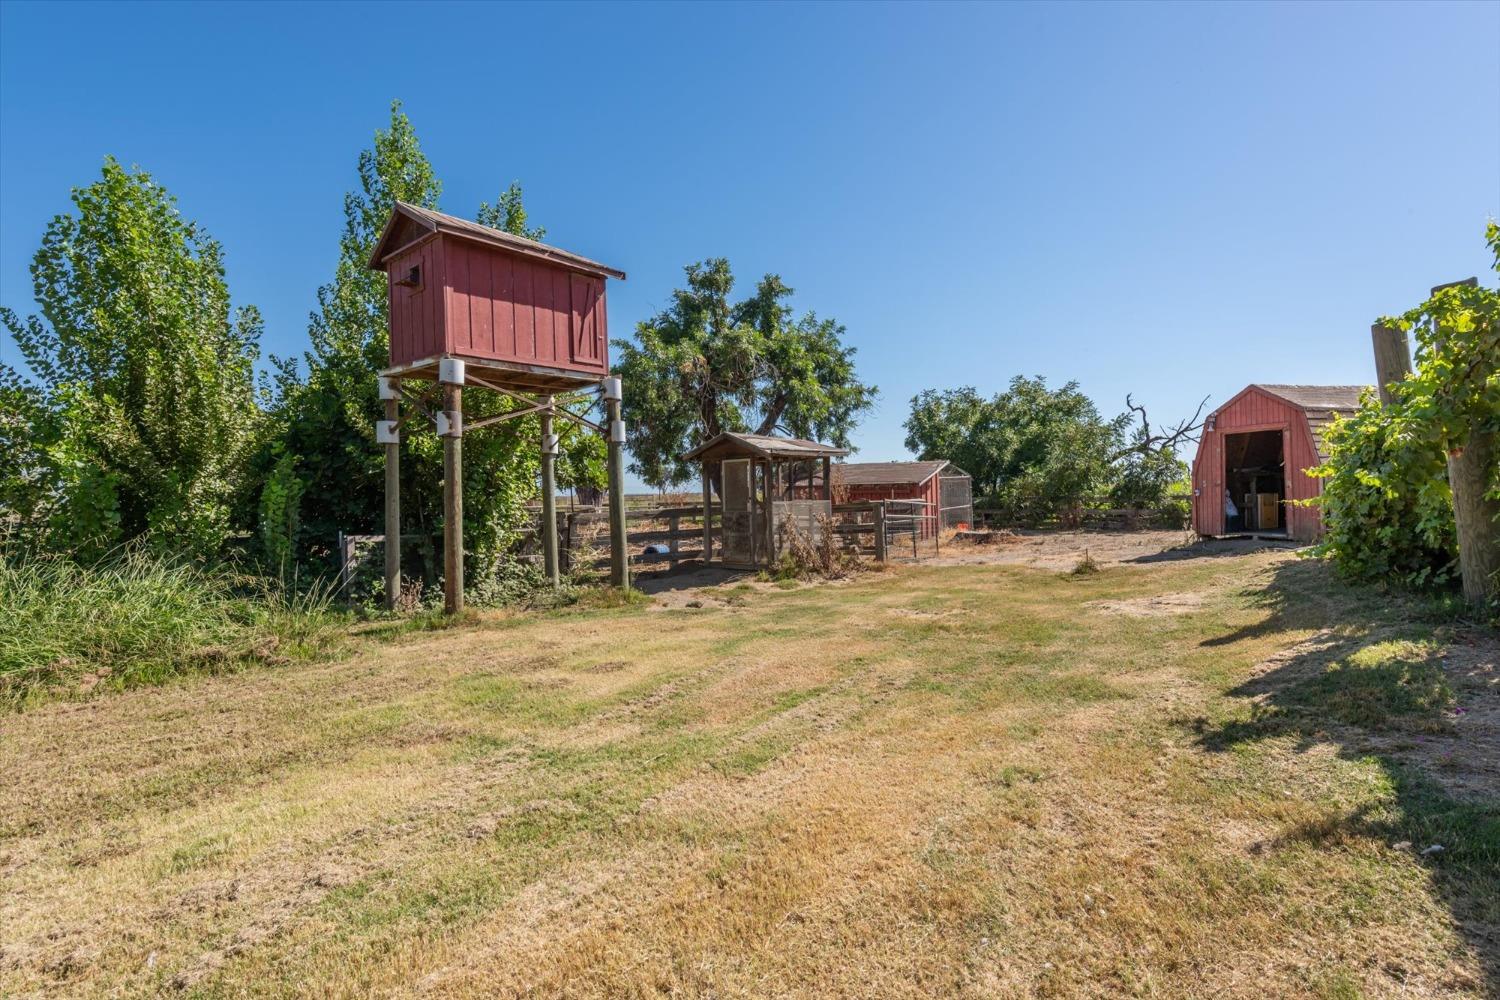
top-left (378, 376), bottom-right (400, 400)
top-left (439, 358), bottom-right (466, 386)
top-left (542, 433), bottom-right (560, 455)
top-left (435, 411), bottom-right (462, 438)
top-left (602, 376), bottom-right (622, 402)
top-left (610, 419), bottom-right (626, 443)
top-left (375, 419), bottom-right (400, 444)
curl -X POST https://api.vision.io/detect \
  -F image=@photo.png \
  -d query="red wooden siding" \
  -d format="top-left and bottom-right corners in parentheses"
top-left (842, 476), bottom-right (943, 538)
top-left (387, 234), bottom-right (611, 376)
top-left (1191, 387), bottom-right (1325, 541)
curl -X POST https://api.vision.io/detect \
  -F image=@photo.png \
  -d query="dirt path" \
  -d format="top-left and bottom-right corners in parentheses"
top-left (1, 549), bottom-right (1493, 998)
top-left (927, 527), bottom-right (1297, 571)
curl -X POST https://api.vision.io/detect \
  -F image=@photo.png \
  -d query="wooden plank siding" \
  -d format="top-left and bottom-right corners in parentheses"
top-left (387, 234), bottom-right (612, 377)
top-left (1191, 386), bottom-right (1326, 541)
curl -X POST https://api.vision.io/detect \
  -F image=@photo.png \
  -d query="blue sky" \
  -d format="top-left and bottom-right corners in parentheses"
top-left (2, 1), bottom-right (1497, 488)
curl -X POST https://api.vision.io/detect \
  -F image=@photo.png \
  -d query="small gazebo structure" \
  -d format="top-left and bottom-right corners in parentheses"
top-left (684, 432), bottom-right (848, 569)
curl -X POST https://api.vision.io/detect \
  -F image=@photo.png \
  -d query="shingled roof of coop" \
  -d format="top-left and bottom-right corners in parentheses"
top-left (367, 201), bottom-right (625, 280)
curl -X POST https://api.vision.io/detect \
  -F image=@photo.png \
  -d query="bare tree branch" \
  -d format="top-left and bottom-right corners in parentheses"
top-left (1108, 393), bottom-right (1209, 461)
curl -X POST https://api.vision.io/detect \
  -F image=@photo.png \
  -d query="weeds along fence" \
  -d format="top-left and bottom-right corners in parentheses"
top-left (827, 500), bottom-right (942, 561)
top-left (344, 497), bottom-right (960, 592)
top-left (973, 499), bottom-right (1189, 532)
top-left (519, 499), bottom-right (946, 571)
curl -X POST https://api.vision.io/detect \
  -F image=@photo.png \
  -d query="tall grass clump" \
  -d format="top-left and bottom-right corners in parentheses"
top-left (0, 549), bottom-right (347, 707)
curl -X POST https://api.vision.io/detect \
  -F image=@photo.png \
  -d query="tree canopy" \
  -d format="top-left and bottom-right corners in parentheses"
top-left (0, 158), bottom-right (261, 559)
top-left (613, 259), bottom-right (876, 488)
top-left (1313, 223), bottom-right (1499, 600)
top-left (904, 377), bottom-right (1187, 521)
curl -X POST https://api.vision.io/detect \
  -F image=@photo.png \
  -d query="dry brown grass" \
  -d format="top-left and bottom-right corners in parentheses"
top-left (1, 548), bottom-right (1494, 998)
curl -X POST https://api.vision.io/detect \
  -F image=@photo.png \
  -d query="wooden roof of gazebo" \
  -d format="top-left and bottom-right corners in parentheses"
top-left (683, 431), bottom-right (849, 464)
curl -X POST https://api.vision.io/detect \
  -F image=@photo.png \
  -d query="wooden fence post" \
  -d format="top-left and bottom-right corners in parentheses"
top-left (701, 464), bottom-right (713, 563)
top-left (1371, 323), bottom-right (1413, 405)
top-left (874, 502), bottom-right (888, 562)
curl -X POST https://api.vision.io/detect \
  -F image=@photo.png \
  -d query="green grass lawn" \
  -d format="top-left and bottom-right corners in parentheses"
top-left (1, 548), bottom-right (1494, 998)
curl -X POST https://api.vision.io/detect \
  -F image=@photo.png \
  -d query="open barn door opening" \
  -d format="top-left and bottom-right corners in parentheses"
top-left (1223, 430), bottom-right (1286, 534)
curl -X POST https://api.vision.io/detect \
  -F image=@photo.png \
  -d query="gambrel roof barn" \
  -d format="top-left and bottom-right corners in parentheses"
top-left (1191, 384), bottom-right (1367, 541)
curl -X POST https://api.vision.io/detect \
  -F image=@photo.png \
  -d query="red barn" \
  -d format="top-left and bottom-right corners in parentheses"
top-left (1191, 384), bottom-right (1366, 541)
top-left (802, 460), bottom-right (973, 537)
top-left (369, 201), bottom-right (625, 388)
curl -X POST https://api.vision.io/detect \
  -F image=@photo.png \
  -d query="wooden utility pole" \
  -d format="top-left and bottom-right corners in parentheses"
top-left (440, 362), bottom-right (464, 614)
top-left (604, 376), bottom-right (629, 589)
top-left (540, 397), bottom-right (559, 587)
top-left (379, 378), bottom-right (401, 611)
top-left (1430, 278), bottom-right (1498, 605)
top-left (1370, 323), bottom-right (1413, 405)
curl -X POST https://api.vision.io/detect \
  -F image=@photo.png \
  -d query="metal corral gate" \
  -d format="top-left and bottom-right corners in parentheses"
top-left (939, 465), bottom-right (973, 528)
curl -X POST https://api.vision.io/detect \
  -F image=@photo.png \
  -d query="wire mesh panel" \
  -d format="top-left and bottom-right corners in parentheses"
top-left (719, 459), bottom-right (757, 565)
top-left (939, 472), bottom-right (973, 528)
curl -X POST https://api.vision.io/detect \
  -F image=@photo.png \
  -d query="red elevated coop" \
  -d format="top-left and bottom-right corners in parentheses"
top-left (368, 203), bottom-right (629, 611)
top-left (371, 201), bottom-right (625, 389)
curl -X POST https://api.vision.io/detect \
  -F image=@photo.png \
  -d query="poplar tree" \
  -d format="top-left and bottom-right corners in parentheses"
top-left (0, 158), bottom-right (261, 559)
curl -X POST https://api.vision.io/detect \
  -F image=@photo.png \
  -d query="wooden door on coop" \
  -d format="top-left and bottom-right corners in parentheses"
top-left (720, 458), bottom-right (759, 566)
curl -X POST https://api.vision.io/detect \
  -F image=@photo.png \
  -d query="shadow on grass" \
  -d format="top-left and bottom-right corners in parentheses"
top-left (631, 561), bottom-right (751, 595)
top-left (1190, 558), bottom-right (1499, 991)
top-left (1127, 537), bottom-right (1302, 565)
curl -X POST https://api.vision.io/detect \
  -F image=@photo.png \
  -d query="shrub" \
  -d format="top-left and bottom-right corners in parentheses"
top-left (1309, 392), bottom-right (1458, 590)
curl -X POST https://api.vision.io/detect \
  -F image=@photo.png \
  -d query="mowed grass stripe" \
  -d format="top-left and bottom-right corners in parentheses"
top-left (1, 552), bottom-right (1493, 998)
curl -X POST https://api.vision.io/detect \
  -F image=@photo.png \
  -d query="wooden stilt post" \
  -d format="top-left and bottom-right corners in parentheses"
top-left (378, 377), bottom-right (401, 611)
top-left (440, 360), bottom-right (464, 615)
top-left (702, 463), bottom-right (713, 563)
top-left (604, 376), bottom-right (629, 589)
top-left (540, 396), bottom-right (559, 587)
top-left (764, 460), bottom-right (776, 559)
top-left (822, 456), bottom-right (831, 502)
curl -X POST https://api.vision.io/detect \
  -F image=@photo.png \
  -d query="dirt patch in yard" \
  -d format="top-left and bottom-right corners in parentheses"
top-left (1088, 592), bottom-right (1208, 617)
top-left (929, 529), bottom-right (1297, 571)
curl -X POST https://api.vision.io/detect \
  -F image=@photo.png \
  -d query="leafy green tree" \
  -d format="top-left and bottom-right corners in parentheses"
top-left (614, 259), bottom-right (876, 489)
top-left (1310, 390), bottom-right (1457, 589)
top-left (263, 101), bottom-right (599, 584)
top-left (259, 100), bottom-right (443, 571)
top-left (477, 183), bottom-right (545, 242)
top-left (905, 377), bottom-right (1128, 521)
top-left (0, 158), bottom-right (261, 560)
top-left (1109, 432), bottom-right (1190, 510)
top-left (901, 387), bottom-right (997, 492)
top-left (1314, 223), bottom-right (1498, 600)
